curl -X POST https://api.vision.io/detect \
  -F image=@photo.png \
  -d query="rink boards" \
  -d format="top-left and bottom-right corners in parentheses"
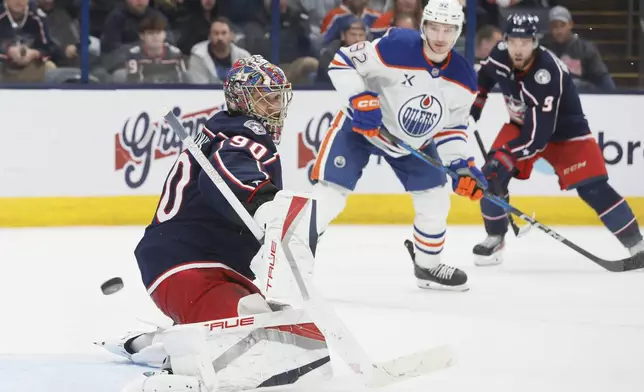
top-left (1, 89), bottom-right (642, 227)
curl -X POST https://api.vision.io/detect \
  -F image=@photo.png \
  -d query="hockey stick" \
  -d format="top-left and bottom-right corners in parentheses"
top-left (279, 204), bottom-right (454, 387)
top-left (164, 112), bottom-right (453, 386)
top-left (472, 129), bottom-right (533, 238)
top-left (378, 127), bottom-right (644, 273)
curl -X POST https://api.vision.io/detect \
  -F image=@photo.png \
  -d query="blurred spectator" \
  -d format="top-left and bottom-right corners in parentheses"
top-left (118, 12), bottom-right (185, 83)
top-left (475, 24), bottom-right (501, 62)
top-left (393, 13), bottom-right (416, 30)
top-left (90, 0), bottom-right (118, 38)
top-left (243, 0), bottom-right (318, 84)
top-left (100, 0), bottom-right (167, 55)
top-left (320, 0), bottom-right (381, 44)
top-left (217, 0), bottom-right (263, 28)
top-left (174, 0), bottom-right (218, 55)
top-left (153, 0), bottom-right (189, 24)
top-left (0, 0), bottom-right (55, 83)
top-left (188, 17), bottom-right (250, 84)
top-left (316, 16), bottom-right (366, 83)
top-left (541, 6), bottom-right (615, 91)
top-left (36, 0), bottom-right (79, 67)
top-left (297, 0), bottom-right (340, 51)
top-left (298, 0), bottom-right (341, 28)
top-left (371, 0), bottom-right (421, 39)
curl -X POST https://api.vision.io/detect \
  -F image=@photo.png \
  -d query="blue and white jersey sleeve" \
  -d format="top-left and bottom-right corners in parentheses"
top-left (327, 39), bottom-right (384, 108)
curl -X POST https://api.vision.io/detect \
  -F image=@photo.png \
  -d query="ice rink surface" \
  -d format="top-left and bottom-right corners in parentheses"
top-left (1, 225), bottom-right (643, 392)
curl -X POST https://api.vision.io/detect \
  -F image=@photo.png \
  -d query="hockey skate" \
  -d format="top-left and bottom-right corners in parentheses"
top-left (94, 325), bottom-right (167, 367)
top-left (404, 240), bottom-right (468, 292)
top-left (473, 235), bottom-right (505, 266)
top-left (629, 239), bottom-right (644, 257)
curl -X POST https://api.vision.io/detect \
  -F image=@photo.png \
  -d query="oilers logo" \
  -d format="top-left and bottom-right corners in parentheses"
top-left (397, 94), bottom-right (443, 138)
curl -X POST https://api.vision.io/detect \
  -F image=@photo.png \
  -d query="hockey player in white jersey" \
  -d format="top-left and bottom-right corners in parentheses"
top-left (311, 0), bottom-right (487, 291)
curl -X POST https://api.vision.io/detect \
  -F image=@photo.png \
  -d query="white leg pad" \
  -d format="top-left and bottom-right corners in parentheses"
top-left (410, 186), bottom-right (450, 269)
top-left (311, 180), bottom-right (349, 234)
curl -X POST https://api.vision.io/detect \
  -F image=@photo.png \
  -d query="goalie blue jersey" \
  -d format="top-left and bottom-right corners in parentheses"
top-left (134, 111), bottom-right (282, 292)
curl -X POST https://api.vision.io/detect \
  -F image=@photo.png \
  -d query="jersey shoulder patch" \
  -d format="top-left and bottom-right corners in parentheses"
top-left (244, 120), bottom-right (267, 135)
top-left (129, 45), bottom-right (141, 54)
top-left (534, 68), bottom-right (551, 84)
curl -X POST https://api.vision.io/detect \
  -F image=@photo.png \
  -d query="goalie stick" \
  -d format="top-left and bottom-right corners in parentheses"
top-left (163, 112), bottom-right (454, 387)
top-left (377, 127), bottom-right (644, 273)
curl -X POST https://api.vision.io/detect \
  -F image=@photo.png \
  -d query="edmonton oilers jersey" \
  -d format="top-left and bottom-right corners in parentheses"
top-left (134, 111), bottom-right (282, 290)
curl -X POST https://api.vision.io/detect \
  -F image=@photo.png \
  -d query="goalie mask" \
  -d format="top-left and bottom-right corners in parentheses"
top-left (224, 55), bottom-right (293, 144)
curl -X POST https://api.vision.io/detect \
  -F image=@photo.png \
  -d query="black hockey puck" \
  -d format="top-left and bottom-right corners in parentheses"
top-left (101, 277), bottom-right (124, 295)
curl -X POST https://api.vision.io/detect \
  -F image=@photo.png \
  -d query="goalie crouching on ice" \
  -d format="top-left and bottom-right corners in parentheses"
top-left (96, 56), bottom-right (333, 391)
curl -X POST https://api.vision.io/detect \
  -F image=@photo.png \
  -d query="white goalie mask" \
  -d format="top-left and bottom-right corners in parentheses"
top-left (420, 0), bottom-right (465, 54)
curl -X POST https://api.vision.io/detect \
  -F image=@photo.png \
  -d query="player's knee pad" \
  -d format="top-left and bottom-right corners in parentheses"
top-left (311, 180), bottom-right (350, 234)
top-left (410, 186), bottom-right (450, 267)
top-left (576, 179), bottom-right (616, 208)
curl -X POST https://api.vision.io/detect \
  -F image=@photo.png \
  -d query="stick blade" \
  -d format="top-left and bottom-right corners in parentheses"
top-left (368, 345), bottom-right (455, 387)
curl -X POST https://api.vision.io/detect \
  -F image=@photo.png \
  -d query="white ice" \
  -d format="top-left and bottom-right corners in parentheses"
top-left (1, 225), bottom-right (643, 392)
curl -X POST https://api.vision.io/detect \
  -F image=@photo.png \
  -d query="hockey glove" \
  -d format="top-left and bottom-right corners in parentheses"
top-left (349, 91), bottom-right (382, 137)
top-left (482, 146), bottom-right (517, 195)
top-left (448, 158), bottom-right (488, 201)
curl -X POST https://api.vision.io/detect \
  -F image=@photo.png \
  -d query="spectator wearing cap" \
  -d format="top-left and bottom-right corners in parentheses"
top-left (320, 0), bottom-right (381, 44)
top-left (541, 5), bottom-right (615, 91)
top-left (316, 16), bottom-right (366, 83)
top-left (188, 17), bottom-right (250, 84)
top-left (370, 0), bottom-right (421, 39)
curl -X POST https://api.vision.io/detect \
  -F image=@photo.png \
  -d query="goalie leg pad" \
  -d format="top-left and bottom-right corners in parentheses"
top-left (162, 308), bottom-right (332, 391)
top-left (410, 186), bottom-right (450, 269)
top-left (311, 180), bottom-right (349, 235)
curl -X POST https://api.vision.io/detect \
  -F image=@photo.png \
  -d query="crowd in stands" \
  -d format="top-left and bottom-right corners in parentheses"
top-left (0, 0), bottom-right (615, 90)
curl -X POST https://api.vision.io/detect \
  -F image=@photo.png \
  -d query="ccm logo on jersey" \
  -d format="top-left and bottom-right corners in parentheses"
top-left (266, 241), bottom-right (278, 291)
top-left (206, 316), bottom-right (255, 331)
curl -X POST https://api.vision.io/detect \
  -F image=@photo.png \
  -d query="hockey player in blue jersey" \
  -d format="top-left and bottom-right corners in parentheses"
top-left (311, 0), bottom-right (488, 292)
top-left (97, 56), bottom-right (334, 391)
top-left (470, 14), bottom-right (644, 266)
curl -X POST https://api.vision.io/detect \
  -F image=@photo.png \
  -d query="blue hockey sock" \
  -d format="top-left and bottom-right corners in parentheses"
top-left (577, 181), bottom-right (643, 248)
top-left (480, 194), bottom-right (510, 236)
